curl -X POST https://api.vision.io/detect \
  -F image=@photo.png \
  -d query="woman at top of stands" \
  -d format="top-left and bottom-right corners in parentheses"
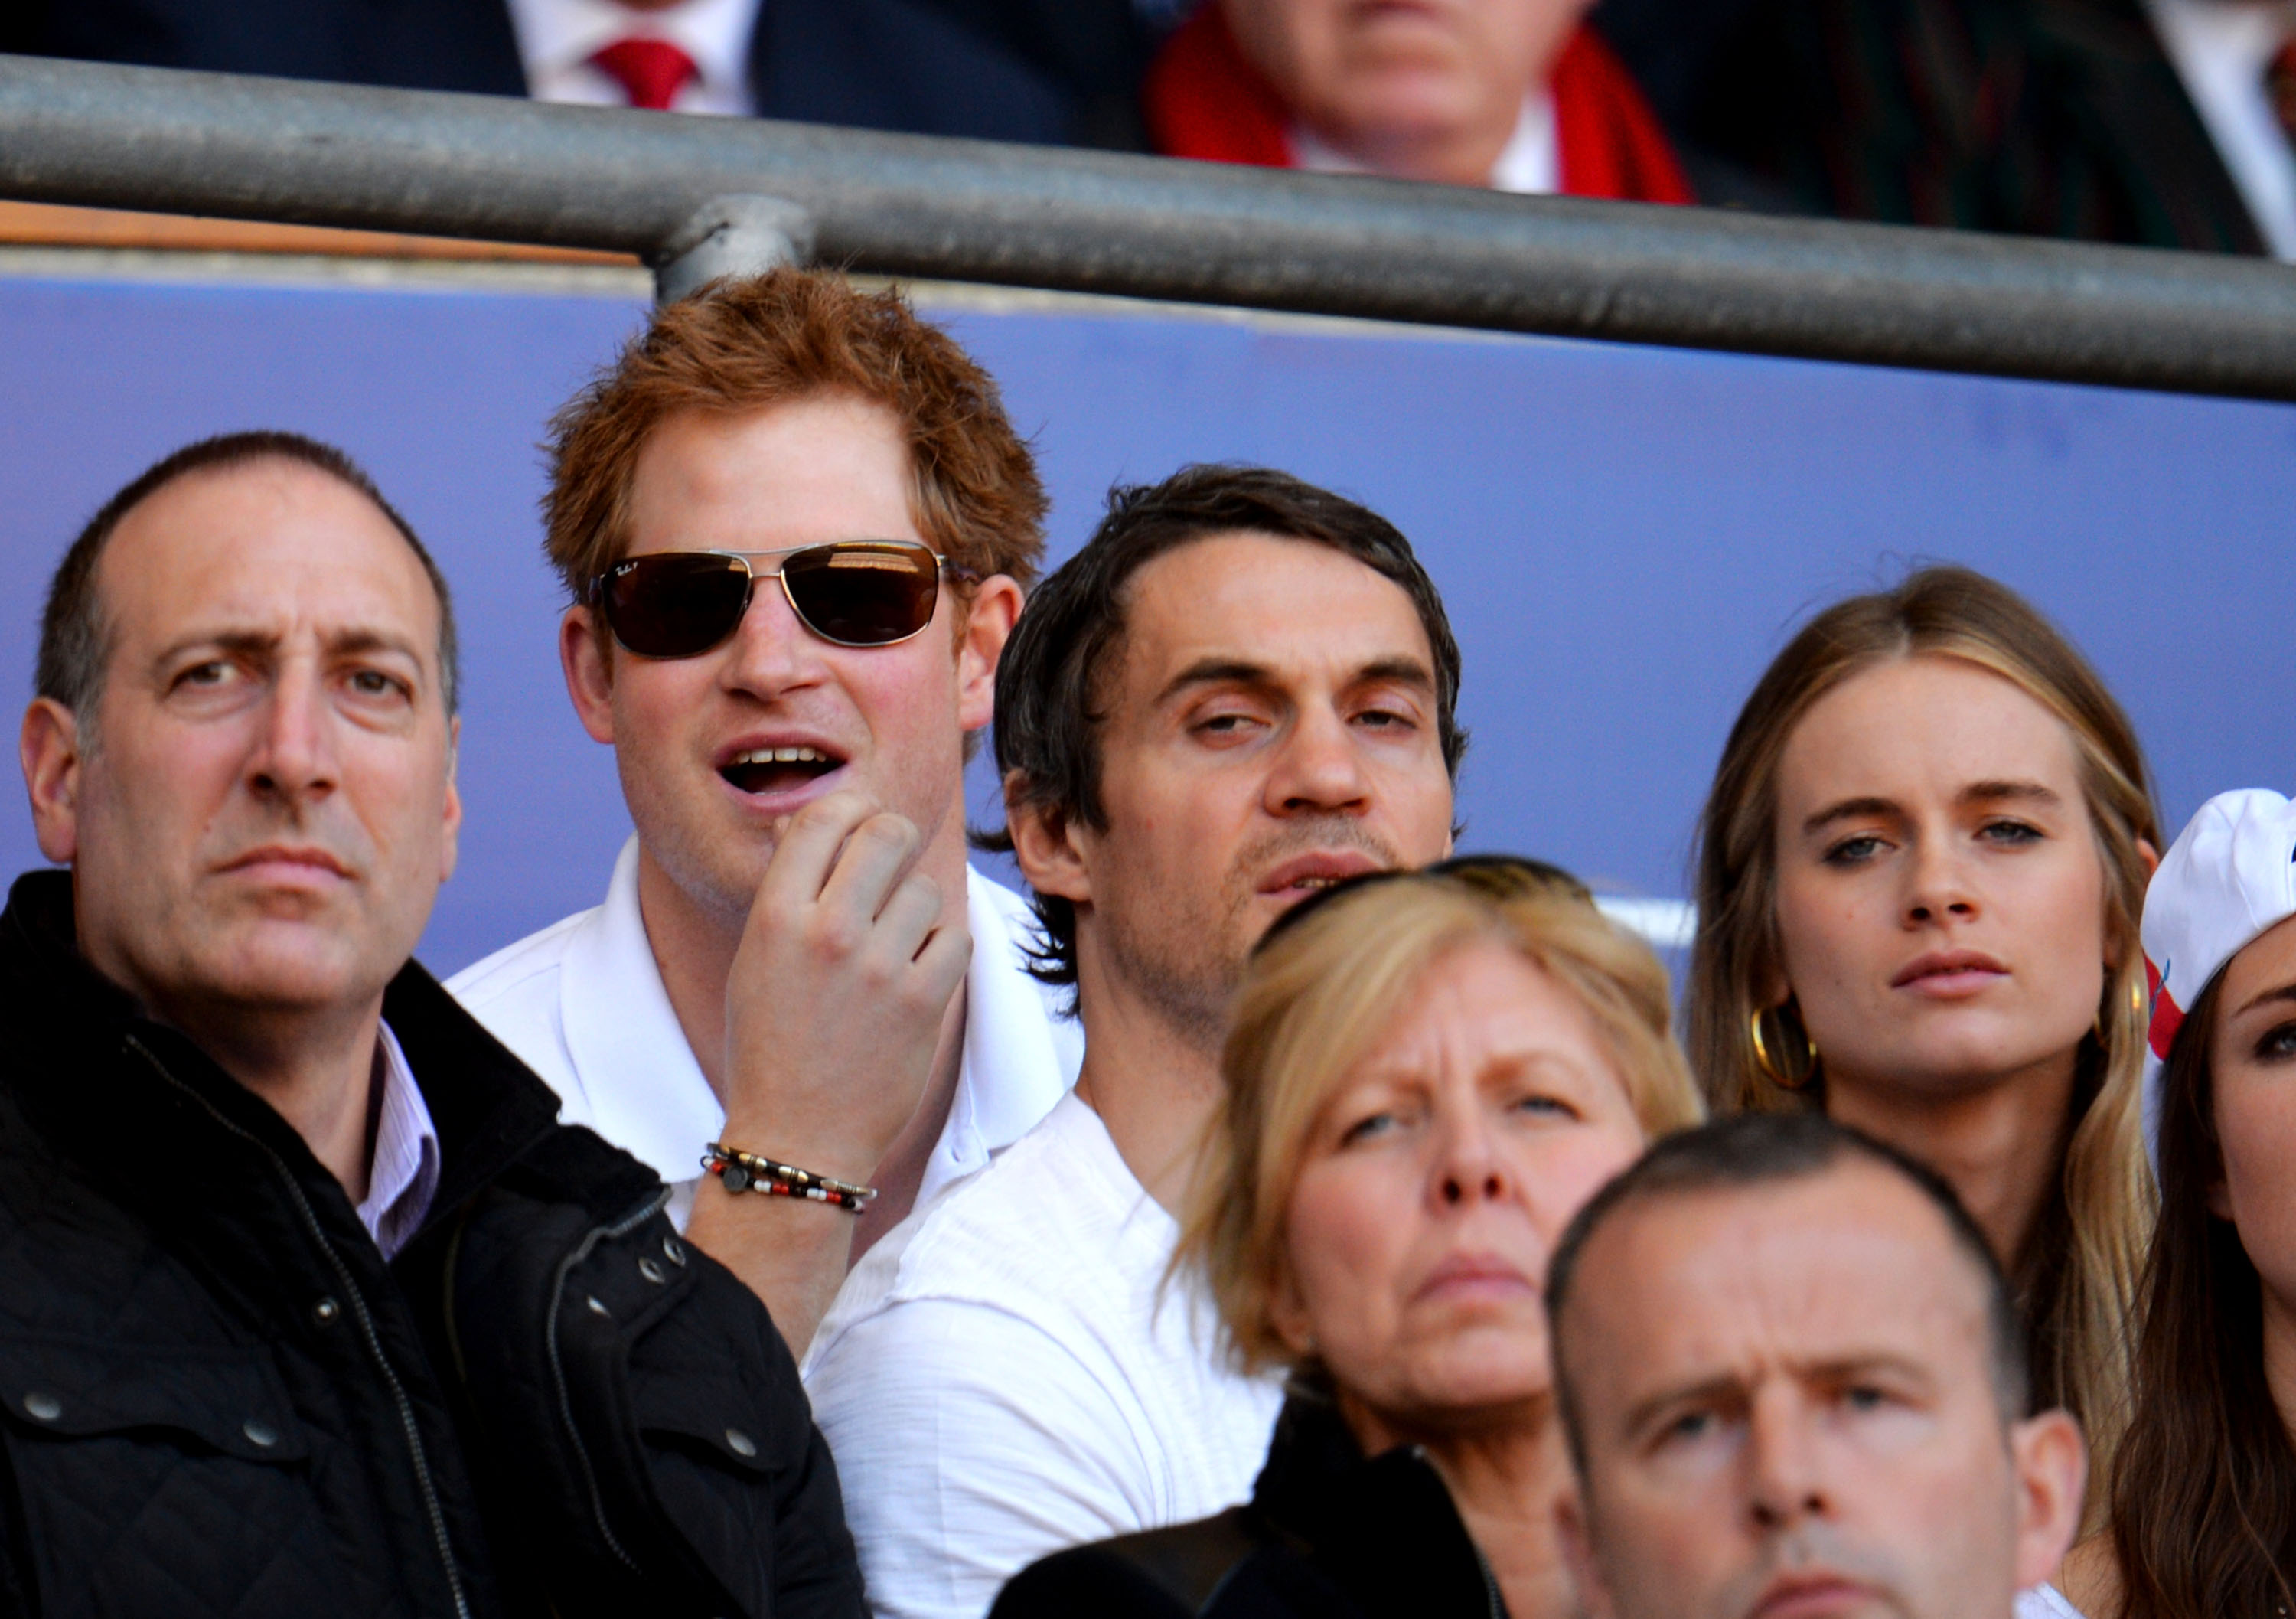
top-left (2061, 790), bottom-right (2296, 1619)
top-left (993, 857), bottom-right (1703, 1618)
top-left (1142, 0), bottom-right (1692, 205)
top-left (1686, 565), bottom-right (2160, 1510)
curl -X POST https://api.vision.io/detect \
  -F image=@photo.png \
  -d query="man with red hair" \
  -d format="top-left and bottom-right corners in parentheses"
top-left (1144, 0), bottom-right (1691, 203)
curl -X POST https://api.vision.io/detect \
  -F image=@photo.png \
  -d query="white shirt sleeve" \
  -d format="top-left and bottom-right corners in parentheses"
top-left (807, 1295), bottom-right (1168, 1619)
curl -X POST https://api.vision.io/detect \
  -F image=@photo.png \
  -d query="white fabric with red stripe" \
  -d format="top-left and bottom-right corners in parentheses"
top-left (2140, 787), bottom-right (2296, 1163)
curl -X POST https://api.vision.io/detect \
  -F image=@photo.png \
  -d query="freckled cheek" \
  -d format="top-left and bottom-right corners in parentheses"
top-left (615, 665), bottom-right (716, 746)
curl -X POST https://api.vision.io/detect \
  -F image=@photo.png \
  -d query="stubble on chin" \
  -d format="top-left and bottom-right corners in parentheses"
top-left (1100, 896), bottom-right (1246, 1057)
top-left (618, 759), bottom-right (775, 933)
top-left (1104, 819), bottom-right (1403, 1055)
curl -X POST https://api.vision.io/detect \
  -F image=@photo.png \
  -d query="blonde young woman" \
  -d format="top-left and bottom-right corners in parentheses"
top-left (993, 857), bottom-right (1703, 1619)
top-left (1688, 566), bottom-right (2159, 1506)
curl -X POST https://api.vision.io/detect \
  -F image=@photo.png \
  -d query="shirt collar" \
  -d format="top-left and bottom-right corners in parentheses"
top-left (560, 835), bottom-right (725, 1187)
top-left (933, 872), bottom-right (1081, 1198)
top-left (501, 0), bottom-right (758, 103)
top-left (1290, 90), bottom-right (1559, 194)
top-left (360, 1020), bottom-right (440, 1261)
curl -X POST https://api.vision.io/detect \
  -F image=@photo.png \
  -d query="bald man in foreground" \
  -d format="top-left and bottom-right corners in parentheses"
top-left (1546, 1113), bottom-right (2087, 1619)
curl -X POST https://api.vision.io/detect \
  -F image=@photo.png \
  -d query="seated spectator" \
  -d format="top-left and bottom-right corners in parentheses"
top-left (994, 859), bottom-right (1704, 1619)
top-left (2060, 788), bottom-right (2296, 1617)
top-left (1143, 0), bottom-right (1692, 201)
top-left (24, 0), bottom-right (1150, 147)
top-left (1548, 1113), bottom-right (2089, 1619)
top-left (0, 432), bottom-right (859, 1616)
top-left (1688, 566), bottom-right (2159, 1503)
top-left (801, 465), bottom-right (1463, 1619)
top-left (452, 269), bottom-right (1078, 1362)
top-left (1684, 0), bottom-right (2287, 254)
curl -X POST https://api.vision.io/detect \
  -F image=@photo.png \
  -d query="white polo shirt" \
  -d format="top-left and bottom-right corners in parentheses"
top-left (446, 835), bottom-right (1082, 1230)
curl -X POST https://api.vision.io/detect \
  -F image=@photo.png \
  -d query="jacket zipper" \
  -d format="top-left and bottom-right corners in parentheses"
top-left (543, 1188), bottom-right (672, 1572)
top-left (127, 1036), bottom-right (475, 1619)
top-left (1479, 1548), bottom-right (1505, 1619)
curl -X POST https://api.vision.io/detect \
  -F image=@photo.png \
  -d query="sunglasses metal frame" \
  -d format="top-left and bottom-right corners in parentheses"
top-left (589, 540), bottom-right (980, 658)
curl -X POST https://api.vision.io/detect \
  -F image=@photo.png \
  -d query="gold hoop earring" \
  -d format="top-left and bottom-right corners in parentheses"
top-left (1750, 1005), bottom-right (1819, 1092)
top-left (2097, 973), bottom-right (2148, 1043)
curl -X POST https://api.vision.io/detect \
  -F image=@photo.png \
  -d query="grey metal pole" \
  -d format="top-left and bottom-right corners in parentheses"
top-left (2, 52), bottom-right (2294, 400)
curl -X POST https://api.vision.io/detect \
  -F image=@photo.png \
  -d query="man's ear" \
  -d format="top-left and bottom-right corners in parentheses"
top-left (21, 697), bottom-right (83, 866)
top-left (439, 713), bottom-right (463, 884)
top-left (2008, 1409), bottom-right (2088, 1591)
top-left (560, 604), bottom-right (618, 746)
top-left (954, 575), bottom-right (1023, 736)
top-left (1556, 1488), bottom-right (1619, 1619)
top-left (1004, 773), bottom-right (1091, 907)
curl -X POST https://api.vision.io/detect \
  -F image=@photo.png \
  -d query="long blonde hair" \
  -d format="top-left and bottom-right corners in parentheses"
top-left (1686, 566), bottom-right (2157, 1490)
top-left (1179, 863), bottom-right (1704, 1376)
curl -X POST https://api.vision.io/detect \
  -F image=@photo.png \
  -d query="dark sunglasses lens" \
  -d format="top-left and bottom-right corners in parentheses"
top-left (781, 544), bottom-right (941, 646)
top-left (604, 554), bottom-right (753, 658)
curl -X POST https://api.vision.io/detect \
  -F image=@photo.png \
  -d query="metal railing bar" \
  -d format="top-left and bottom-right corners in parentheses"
top-left (2, 52), bottom-right (2294, 400)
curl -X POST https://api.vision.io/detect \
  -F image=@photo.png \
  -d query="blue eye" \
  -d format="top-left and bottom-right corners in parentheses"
top-left (2254, 1021), bottom-right (2296, 1062)
top-left (1823, 835), bottom-right (1884, 866)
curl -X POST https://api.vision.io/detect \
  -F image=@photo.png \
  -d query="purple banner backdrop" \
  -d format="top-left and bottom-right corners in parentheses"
top-left (0, 266), bottom-right (2289, 974)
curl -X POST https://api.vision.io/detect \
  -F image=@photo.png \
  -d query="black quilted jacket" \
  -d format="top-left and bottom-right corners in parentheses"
top-left (0, 870), bottom-right (864, 1619)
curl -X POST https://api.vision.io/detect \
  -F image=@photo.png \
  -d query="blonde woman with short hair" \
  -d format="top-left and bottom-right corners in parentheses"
top-left (993, 857), bottom-right (1702, 1619)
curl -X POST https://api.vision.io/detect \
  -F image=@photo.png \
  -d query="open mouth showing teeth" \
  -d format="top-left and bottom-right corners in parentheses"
top-left (719, 746), bottom-right (842, 795)
top-left (1291, 876), bottom-right (1339, 891)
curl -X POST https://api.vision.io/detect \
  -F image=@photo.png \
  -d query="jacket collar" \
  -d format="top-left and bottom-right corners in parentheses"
top-left (1252, 1382), bottom-right (1502, 1614)
top-left (1, 868), bottom-right (561, 1245)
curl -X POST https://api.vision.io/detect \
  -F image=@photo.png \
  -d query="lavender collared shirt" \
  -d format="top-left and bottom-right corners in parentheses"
top-left (359, 1021), bottom-right (441, 1261)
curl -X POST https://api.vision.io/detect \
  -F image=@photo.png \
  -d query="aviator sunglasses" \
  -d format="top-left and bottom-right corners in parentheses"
top-left (590, 540), bottom-right (978, 659)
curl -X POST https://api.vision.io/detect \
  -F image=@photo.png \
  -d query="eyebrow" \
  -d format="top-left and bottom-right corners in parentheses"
top-left (152, 627), bottom-right (429, 675)
top-left (1153, 654), bottom-right (1437, 708)
top-left (1623, 1353), bottom-right (1935, 1434)
top-left (2232, 981), bottom-right (2296, 1020)
top-left (1801, 778), bottom-right (2063, 837)
top-left (1623, 1373), bottom-right (1740, 1437)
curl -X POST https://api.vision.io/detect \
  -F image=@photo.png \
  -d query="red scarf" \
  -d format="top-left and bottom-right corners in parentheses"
top-left (1143, 5), bottom-right (1693, 205)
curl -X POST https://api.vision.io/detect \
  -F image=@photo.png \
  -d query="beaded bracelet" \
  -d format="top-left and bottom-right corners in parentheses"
top-left (701, 1144), bottom-right (876, 1213)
